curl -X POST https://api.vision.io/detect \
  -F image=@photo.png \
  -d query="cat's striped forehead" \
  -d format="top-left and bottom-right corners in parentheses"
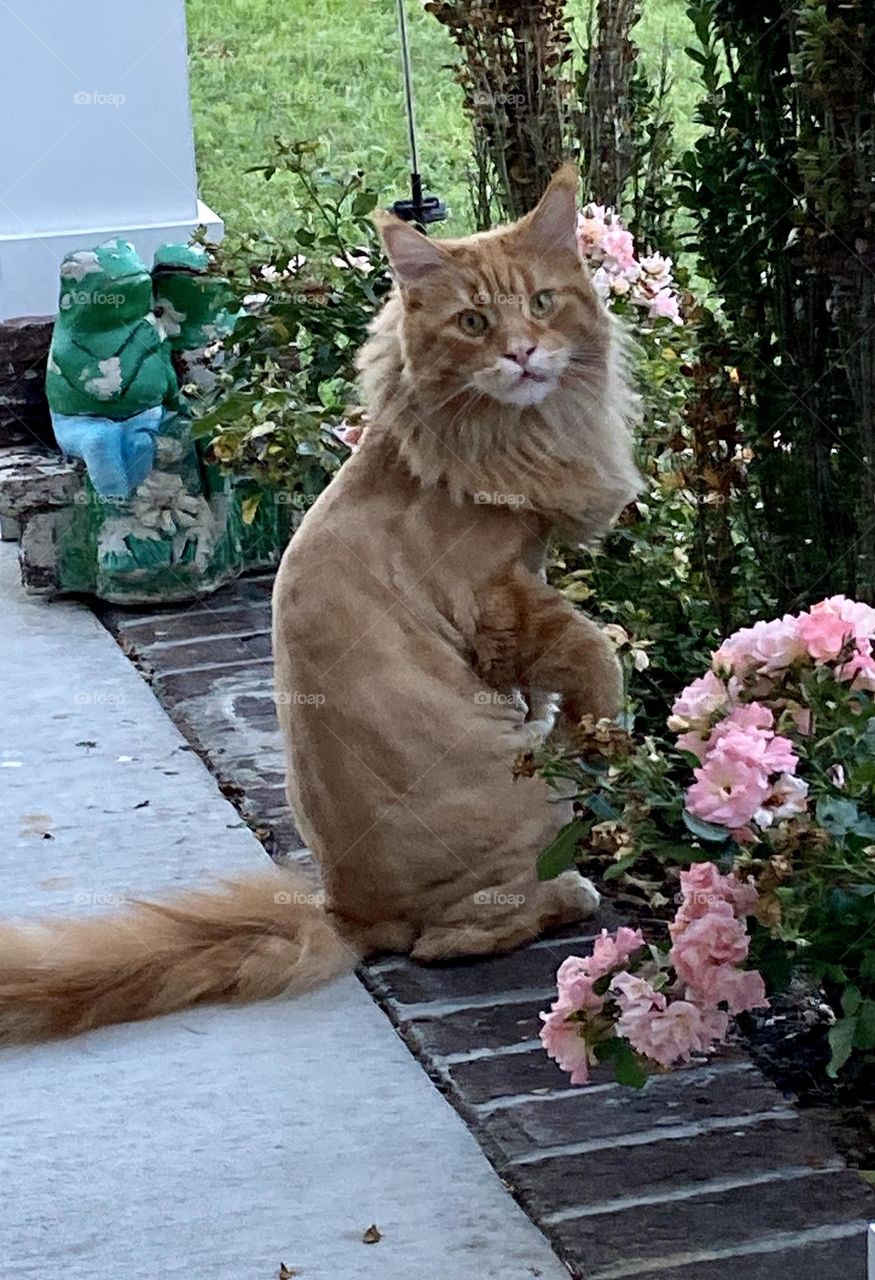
top-left (429, 234), bottom-right (595, 310)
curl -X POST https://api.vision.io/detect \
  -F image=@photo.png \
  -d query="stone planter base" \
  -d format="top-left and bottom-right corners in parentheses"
top-left (0, 444), bottom-right (293, 604)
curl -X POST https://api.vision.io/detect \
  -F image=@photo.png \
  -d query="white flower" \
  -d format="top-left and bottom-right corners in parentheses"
top-left (331, 252), bottom-right (373, 274)
top-left (591, 266), bottom-right (612, 301)
top-left (82, 357), bottom-right (122, 399)
top-left (754, 773), bottom-right (809, 829)
top-left (603, 624), bottom-right (631, 647)
top-left (638, 253), bottom-right (674, 290)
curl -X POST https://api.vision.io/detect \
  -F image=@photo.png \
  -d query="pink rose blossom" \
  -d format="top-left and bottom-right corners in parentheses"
top-left (670, 907), bottom-right (751, 983)
top-left (714, 725), bottom-right (799, 776)
top-left (539, 1002), bottom-right (591, 1085)
top-left (795, 596), bottom-right (874, 665)
top-left (589, 927), bottom-right (646, 976)
top-left (676, 864), bottom-right (759, 920)
top-left (555, 957), bottom-right (604, 1012)
top-left (601, 226), bottom-right (636, 270)
top-left (649, 288), bottom-right (682, 325)
top-left (686, 747), bottom-right (772, 829)
top-left (725, 703), bottom-right (774, 733)
top-left (840, 641), bottom-right (875, 692)
top-left (577, 205), bottom-right (610, 249)
top-left (611, 971), bottom-right (666, 1013)
top-left (669, 671), bottom-right (730, 733)
top-left (577, 207), bottom-right (684, 326)
top-left (541, 864), bottom-right (764, 1085)
top-left (690, 963), bottom-right (769, 1015)
top-left (798, 603), bottom-right (853, 662)
top-left (699, 1005), bottom-right (732, 1043)
top-left (676, 731), bottom-right (709, 761)
top-left (619, 999), bottom-right (721, 1068)
top-left (713, 616), bottom-right (806, 676)
top-left (822, 595), bottom-right (875, 641)
top-left (554, 927), bottom-right (645, 1009)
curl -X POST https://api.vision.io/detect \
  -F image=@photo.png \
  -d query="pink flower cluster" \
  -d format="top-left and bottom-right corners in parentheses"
top-left (668, 864), bottom-right (767, 1021)
top-left (577, 205), bottom-right (683, 326)
top-left (670, 596), bottom-right (875, 835)
top-left (540, 865), bottom-right (766, 1083)
top-left (539, 926), bottom-right (645, 1084)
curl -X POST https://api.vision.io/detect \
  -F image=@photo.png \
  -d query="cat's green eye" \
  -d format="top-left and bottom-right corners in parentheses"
top-left (458, 309), bottom-right (489, 336)
top-left (529, 289), bottom-right (556, 318)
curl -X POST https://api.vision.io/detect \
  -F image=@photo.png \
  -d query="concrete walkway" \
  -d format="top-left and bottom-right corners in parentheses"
top-left (0, 543), bottom-right (570, 1280)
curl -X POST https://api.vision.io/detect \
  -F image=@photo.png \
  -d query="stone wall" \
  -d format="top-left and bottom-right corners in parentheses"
top-left (0, 317), bottom-right (54, 447)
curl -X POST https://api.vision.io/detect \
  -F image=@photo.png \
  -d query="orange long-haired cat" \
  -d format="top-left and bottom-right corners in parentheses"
top-left (0, 165), bottom-right (639, 1041)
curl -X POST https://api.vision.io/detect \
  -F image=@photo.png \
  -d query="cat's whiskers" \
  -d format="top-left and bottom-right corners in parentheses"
top-left (444, 386), bottom-right (486, 439)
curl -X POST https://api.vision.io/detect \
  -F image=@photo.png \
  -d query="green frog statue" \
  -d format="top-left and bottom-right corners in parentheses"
top-left (40, 238), bottom-right (291, 603)
top-left (47, 240), bottom-right (177, 498)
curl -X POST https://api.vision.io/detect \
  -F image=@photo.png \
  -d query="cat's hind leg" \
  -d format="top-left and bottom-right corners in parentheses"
top-left (410, 870), bottom-right (599, 962)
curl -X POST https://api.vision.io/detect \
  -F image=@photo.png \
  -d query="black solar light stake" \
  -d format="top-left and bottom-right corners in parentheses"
top-left (389, 0), bottom-right (447, 232)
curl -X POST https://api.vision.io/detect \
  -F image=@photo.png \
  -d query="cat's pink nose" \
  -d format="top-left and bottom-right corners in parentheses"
top-left (505, 345), bottom-right (537, 368)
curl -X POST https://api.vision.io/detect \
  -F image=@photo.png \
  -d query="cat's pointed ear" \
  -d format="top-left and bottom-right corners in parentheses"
top-left (372, 211), bottom-right (449, 287)
top-left (516, 163), bottom-right (580, 257)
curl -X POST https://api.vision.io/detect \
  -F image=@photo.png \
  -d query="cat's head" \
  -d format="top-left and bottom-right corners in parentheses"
top-left (371, 163), bottom-right (609, 413)
top-left (358, 165), bottom-right (640, 540)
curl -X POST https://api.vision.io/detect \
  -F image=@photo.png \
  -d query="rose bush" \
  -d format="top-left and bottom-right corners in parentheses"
top-left (534, 596), bottom-right (875, 1083)
top-left (540, 864), bottom-right (766, 1086)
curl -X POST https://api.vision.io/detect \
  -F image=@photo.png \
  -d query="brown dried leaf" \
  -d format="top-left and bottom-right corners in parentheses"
top-left (362, 1224), bottom-right (382, 1245)
top-left (278, 1264), bottom-right (298, 1278)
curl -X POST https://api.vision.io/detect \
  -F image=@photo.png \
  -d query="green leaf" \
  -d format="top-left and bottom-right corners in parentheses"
top-left (352, 191), bottom-right (378, 217)
top-left (816, 797), bottom-right (859, 836)
top-left (595, 1036), bottom-right (649, 1088)
top-left (842, 985), bottom-right (862, 1017)
top-left (603, 853), bottom-right (638, 881)
top-left (588, 793), bottom-right (620, 822)
top-left (827, 1015), bottom-right (858, 1077)
top-left (682, 810), bottom-right (731, 843)
top-left (537, 819), bottom-right (585, 881)
top-left (854, 1000), bottom-right (875, 1051)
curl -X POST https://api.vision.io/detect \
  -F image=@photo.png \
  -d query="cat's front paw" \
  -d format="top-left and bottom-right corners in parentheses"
top-left (553, 869), bottom-right (601, 917)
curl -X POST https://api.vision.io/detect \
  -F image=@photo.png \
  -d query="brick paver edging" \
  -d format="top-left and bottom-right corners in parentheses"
top-left (100, 573), bottom-right (875, 1280)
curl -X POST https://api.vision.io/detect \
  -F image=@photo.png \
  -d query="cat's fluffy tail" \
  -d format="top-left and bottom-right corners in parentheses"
top-left (0, 867), bottom-right (355, 1043)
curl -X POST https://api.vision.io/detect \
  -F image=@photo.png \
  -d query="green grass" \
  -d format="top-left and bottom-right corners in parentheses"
top-left (186, 0), bottom-right (701, 240)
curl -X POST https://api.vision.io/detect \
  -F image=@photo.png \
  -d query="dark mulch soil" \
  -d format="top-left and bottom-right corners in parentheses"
top-left (740, 990), bottom-right (875, 1176)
